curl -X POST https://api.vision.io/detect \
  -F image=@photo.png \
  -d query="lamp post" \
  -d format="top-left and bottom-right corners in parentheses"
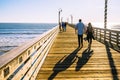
top-left (70, 15), bottom-right (73, 24)
top-left (58, 8), bottom-right (62, 31)
top-left (104, 0), bottom-right (108, 29)
top-left (104, 0), bottom-right (108, 41)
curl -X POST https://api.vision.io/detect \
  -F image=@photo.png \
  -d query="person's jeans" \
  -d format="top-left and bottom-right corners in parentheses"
top-left (78, 34), bottom-right (83, 47)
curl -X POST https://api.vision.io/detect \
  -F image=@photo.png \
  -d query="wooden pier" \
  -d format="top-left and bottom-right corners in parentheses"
top-left (0, 25), bottom-right (120, 80)
top-left (36, 25), bottom-right (120, 80)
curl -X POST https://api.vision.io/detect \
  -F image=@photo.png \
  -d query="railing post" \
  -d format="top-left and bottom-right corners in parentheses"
top-left (100, 29), bottom-right (101, 42)
top-left (96, 28), bottom-right (98, 40)
top-left (117, 33), bottom-right (119, 46)
top-left (109, 31), bottom-right (111, 44)
top-left (104, 29), bottom-right (106, 42)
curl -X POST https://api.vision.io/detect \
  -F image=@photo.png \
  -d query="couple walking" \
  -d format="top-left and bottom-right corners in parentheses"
top-left (75, 19), bottom-right (94, 51)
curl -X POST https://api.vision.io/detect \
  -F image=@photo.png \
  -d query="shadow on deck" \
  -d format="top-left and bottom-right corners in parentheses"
top-left (36, 25), bottom-right (120, 80)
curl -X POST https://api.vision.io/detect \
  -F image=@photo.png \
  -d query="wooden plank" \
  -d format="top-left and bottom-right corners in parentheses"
top-left (36, 25), bottom-right (120, 80)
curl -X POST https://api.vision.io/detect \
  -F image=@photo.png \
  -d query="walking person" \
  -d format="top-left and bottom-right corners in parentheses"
top-left (75, 19), bottom-right (85, 48)
top-left (86, 22), bottom-right (94, 51)
top-left (61, 22), bottom-right (65, 32)
top-left (64, 22), bottom-right (67, 32)
top-left (62, 22), bottom-right (67, 32)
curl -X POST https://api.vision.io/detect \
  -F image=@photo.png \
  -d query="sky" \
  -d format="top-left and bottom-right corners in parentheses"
top-left (0, 0), bottom-right (120, 24)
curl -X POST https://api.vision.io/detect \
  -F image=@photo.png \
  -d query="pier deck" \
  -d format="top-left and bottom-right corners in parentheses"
top-left (36, 25), bottom-right (120, 80)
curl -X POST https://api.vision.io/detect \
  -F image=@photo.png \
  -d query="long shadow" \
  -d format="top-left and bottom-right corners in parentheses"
top-left (105, 41), bottom-right (119, 80)
top-left (48, 47), bottom-right (80, 80)
top-left (96, 39), bottom-right (120, 53)
top-left (75, 49), bottom-right (93, 71)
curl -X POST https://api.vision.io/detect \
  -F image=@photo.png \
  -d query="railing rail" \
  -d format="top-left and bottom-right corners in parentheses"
top-left (0, 26), bottom-right (59, 80)
top-left (94, 27), bottom-right (120, 51)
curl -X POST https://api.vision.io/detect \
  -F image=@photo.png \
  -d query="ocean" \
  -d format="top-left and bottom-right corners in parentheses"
top-left (0, 23), bottom-right (57, 55)
top-left (92, 22), bottom-right (120, 31)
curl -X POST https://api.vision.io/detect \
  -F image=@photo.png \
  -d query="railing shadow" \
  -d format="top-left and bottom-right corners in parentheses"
top-left (97, 38), bottom-right (120, 53)
top-left (48, 47), bottom-right (80, 80)
top-left (75, 49), bottom-right (93, 71)
top-left (105, 41), bottom-right (119, 80)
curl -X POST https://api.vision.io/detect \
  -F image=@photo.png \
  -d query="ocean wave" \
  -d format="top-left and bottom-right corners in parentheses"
top-left (0, 29), bottom-right (48, 34)
top-left (110, 25), bottom-right (120, 31)
top-left (0, 51), bottom-right (8, 55)
top-left (0, 46), bottom-right (18, 55)
top-left (0, 46), bottom-right (17, 54)
top-left (0, 32), bottom-right (43, 34)
top-left (0, 46), bottom-right (17, 48)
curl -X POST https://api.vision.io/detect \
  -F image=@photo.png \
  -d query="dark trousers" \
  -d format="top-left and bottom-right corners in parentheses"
top-left (78, 34), bottom-right (83, 47)
top-left (87, 32), bottom-right (93, 44)
top-left (87, 32), bottom-right (94, 50)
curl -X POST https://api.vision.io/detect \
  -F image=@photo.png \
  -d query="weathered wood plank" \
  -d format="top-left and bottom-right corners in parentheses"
top-left (36, 25), bottom-right (120, 80)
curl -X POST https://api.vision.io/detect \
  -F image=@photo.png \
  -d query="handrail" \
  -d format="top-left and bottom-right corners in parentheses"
top-left (0, 26), bottom-right (59, 80)
top-left (93, 27), bottom-right (120, 52)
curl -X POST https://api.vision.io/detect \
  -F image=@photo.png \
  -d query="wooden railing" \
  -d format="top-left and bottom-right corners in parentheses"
top-left (0, 26), bottom-right (59, 80)
top-left (94, 27), bottom-right (120, 51)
